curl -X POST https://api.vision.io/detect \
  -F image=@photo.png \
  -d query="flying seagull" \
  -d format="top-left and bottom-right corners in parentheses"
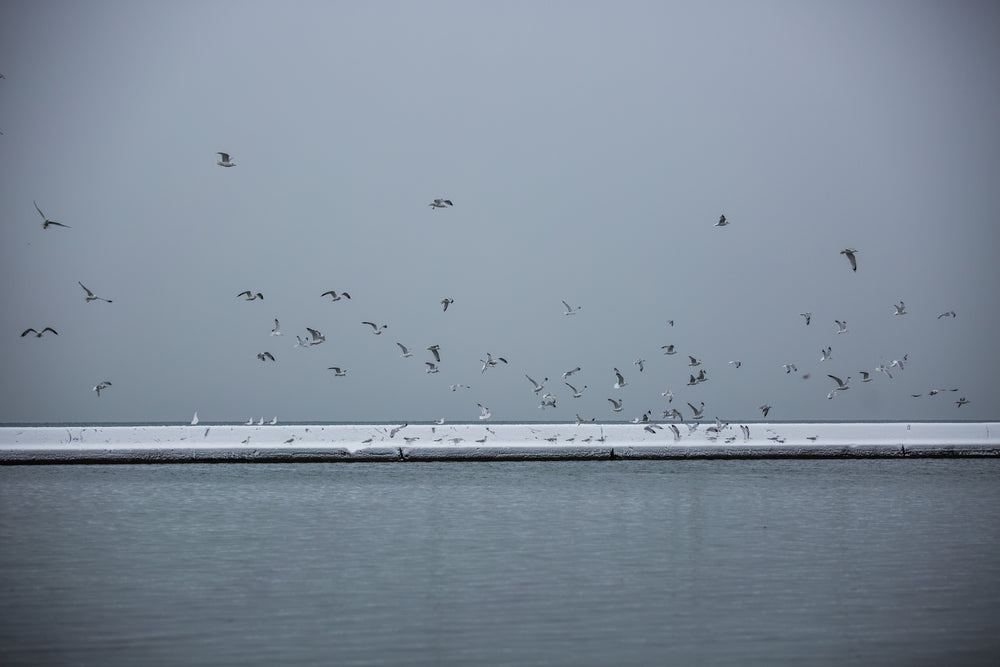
top-left (79, 282), bottom-right (112, 303)
top-left (427, 345), bottom-right (441, 362)
top-left (715, 214), bottom-right (728, 227)
top-left (270, 319), bottom-right (282, 336)
top-left (396, 342), bottom-right (414, 358)
top-left (429, 198), bottom-right (453, 209)
top-left (328, 366), bottom-right (347, 376)
top-left (800, 312), bottom-right (812, 325)
top-left (526, 375), bottom-right (547, 394)
top-left (840, 248), bottom-right (858, 272)
top-left (565, 382), bottom-right (586, 398)
top-left (607, 398), bottom-right (623, 413)
top-left (956, 396), bottom-right (970, 408)
top-left (613, 368), bottom-right (627, 389)
top-left (480, 352), bottom-right (508, 373)
top-left (34, 201), bottom-right (70, 229)
top-left (216, 152), bottom-right (236, 167)
top-left (661, 344), bottom-right (677, 355)
top-left (237, 291), bottom-right (263, 301)
top-left (893, 300), bottom-right (907, 316)
top-left (562, 300), bottom-right (581, 316)
top-left (257, 351), bottom-right (275, 361)
top-left (321, 290), bottom-right (350, 301)
top-left (21, 327), bottom-right (58, 337)
top-left (477, 403), bottom-right (492, 420)
top-left (441, 298), bottom-right (454, 311)
top-left (425, 362), bottom-right (440, 374)
top-left (759, 404), bottom-right (772, 417)
top-left (937, 310), bottom-right (956, 319)
top-left (562, 367), bottom-right (581, 379)
top-left (834, 320), bottom-right (848, 334)
top-left (362, 321), bottom-right (387, 335)
top-left (687, 401), bottom-right (705, 419)
top-left (93, 380), bottom-right (112, 397)
top-left (305, 327), bottom-right (325, 345)
top-left (827, 374), bottom-right (851, 391)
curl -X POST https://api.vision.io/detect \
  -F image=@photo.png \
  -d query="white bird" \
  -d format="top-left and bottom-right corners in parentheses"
top-left (477, 403), bottom-right (491, 420)
top-left (21, 327), bottom-right (58, 337)
top-left (396, 342), bottom-right (414, 358)
top-left (562, 367), bottom-right (581, 379)
top-left (890, 354), bottom-right (908, 371)
top-left (759, 404), bottom-right (771, 417)
top-left (820, 347), bottom-right (832, 361)
top-left (93, 380), bottom-right (112, 396)
top-left (441, 298), bottom-right (454, 311)
top-left (429, 198), bottom-right (453, 208)
top-left (305, 327), bottom-right (325, 345)
top-left (327, 366), bottom-right (347, 376)
top-left (834, 320), bottom-right (848, 334)
top-left (237, 290), bottom-right (263, 301)
top-left (216, 152), bottom-right (236, 167)
top-left (269, 417), bottom-right (278, 425)
top-left (271, 319), bottom-right (282, 336)
top-left (893, 300), bottom-right (907, 316)
top-left (828, 374), bottom-right (851, 391)
top-left (565, 382), bottom-right (586, 398)
top-left (782, 363), bottom-right (797, 374)
top-left (245, 418), bottom-right (254, 425)
top-left (427, 345), bottom-right (441, 362)
top-left (613, 368), bottom-right (627, 389)
top-left (607, 398), bottom-right (623, 412)
top-left (729, 360), bottom-right (742, 368)
top-left (321, 290), bottom-right (351, 301)
top-left (876, 363), bottom-right (894, 380)
top-left (34, 201), bottom-right (70, 229)
top-left (562, 300), bottom-right (581, 316)
top-left (955, 396), bottom-right (970, 407)
top-left (79, 282), bottom-right (112, 303)
top-left (294, 335), bottom-right (310, 348)
top-left (688, 356), bottom-right (701, 367)
top-left (634, 359), bottom-right (646, 372)
top-left (859, 370), bottom-right (872, 382)
top-left (480, 352), bottom-right (508, 373)
top-left (450, 384), bottom-right (471, 391)
top-left (362, 321), bottom-right (387, 335)
top-left (670, 424), bottom-right (681, 441)
top-left (191, 412), bottom-right (199, 425)
top-left (840, 248), bottom-right (858, 272)
top-left (425, 362), bottom-right (440, 374)
top-left (257, 351), bottom-right (275, 361)
top-left (526, 375), bottom-right (547, 394)
top-left (800, 312), bottom-right (812, 325)
top-left (661, 389), bottom-right (674, 402)
top-left (687, 401), bottom-right (705, 419)
top-left (661, 344), bottom-right (677, 355)
top-left (937, 310), bottom-right (956, 319)
top-left (715, 214), bottom-right (728, 227)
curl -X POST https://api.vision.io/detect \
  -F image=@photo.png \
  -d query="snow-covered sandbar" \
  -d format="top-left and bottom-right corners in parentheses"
top-left (1, 422), bottom-right (998, 463)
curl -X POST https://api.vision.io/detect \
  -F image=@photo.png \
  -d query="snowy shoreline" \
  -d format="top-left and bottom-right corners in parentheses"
top-left (1, 422), bottom-right (997, 463)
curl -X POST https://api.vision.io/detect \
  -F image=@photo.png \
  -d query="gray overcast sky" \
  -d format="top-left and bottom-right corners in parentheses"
top-left (2, 0), bottom-right (998, 424)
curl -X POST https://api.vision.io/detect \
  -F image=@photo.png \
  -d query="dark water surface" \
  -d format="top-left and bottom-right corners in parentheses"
top-left (2, 460), bottom-right (999, 665)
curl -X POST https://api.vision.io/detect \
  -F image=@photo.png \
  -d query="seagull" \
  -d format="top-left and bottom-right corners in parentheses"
top-left (859, 370), bottom-right (872, 382)
top-left (425, 362), bottom-right (440, 374)
top-left (956, 396), bottom-right (970, 407)
top-left (687, 402), bottom-right (705, 419)
top-left (441, 298), bottom-right (454, 311)
top-left (562, 300), bottom-right (581, 315)
top-left (480, 352), bottom-right (508, 373)
top-left (695, 369), bottom-right (708, 383)
top-left (216, 152), bottom-right (236, 167)
top-left (688, 356), bottom-right (701, 367)
top-left (729, 360), bottom-right (742, 368)
top-left (661, 344), bottom-right (677, 355)
top-left (429, 198), bottom-right (453, 208)
top-left (449, 384), bottom-right (471, 391)
top-left (890, 354), bottom-right (908, 371)
top-left (562, 367), bottom-right (581, 379)
top-left (876, 363), bottom-right (894, 380)
top-left (34, 201), bottom-right (70, 229)
top-left (607, 398), bottom-right (623, 413)
top-left (79, 282), bottom-right (112, 303)
top-left (270, 319), bottom-right (282, 336)
top-left (800, 312), bottom-right (812, 325)
top-left (526, 375), bottom-right (547, 394)
top-left (687, 374), bottom-right (699, 386)
top-left (477, 403), bottom-right (491, 420)
top-left (937, 310), bottom-right (956, 319)
top-left (327, 366), bottom-right (347, 376)
top-left (661, 389), bottom-right (674, 402)
top-left (834, 320), bottom-right (848, 334)
top-left (257, 351), bottom-right (275, 361)
top-left (394, 342), bottom-right (413, 358)
top-left (715, 214), bottom-right (728, 227)
top-left (827, 374), bottom-right (851, 391)
top-left (782, 363), bottom-right (798, 374)
top-left (759, 404), bottom-right (771, 417)
top-left (93, 380), bottom-right (112, 397)
top-left (362, 321), bottom-right (387, 335)
top-left (820, 346), bottom-right (832, 361)
top-left (21, 327), bottom-right (58, 337)
top-left (237, 290), bottom-right (263, 301)
top-left (613, 368), bottom-right (627, 389)
top-left (305, 327), bottom-right (325, 345)
top-left (840, 248), bottom-right (858, 272)
top-left (321, 290), bottom-right (351, 301)
top-left (427, 345), bottom-right (441, 362)
top-left (893, 300), bottom-right (907, 316)
top-left (634, 359), bottom-right (646, 372)
top-left (565, 382), bottom-right (586, 398)
top-left (294, 335), bottom-right (310, 348)
top-left (191, 412), bottom-right (199, 426)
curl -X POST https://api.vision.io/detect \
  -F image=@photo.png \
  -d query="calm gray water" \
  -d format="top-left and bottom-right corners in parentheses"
top-left (1, 460), bottom-right (999, 666)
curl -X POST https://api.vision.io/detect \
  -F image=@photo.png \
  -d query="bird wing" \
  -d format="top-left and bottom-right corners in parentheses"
top-left (79, 282), bottom-right (94, 297)
top-left (20, 328), bottom-right (37, 337)
top-left (218, 152), bottom-right (230, 161)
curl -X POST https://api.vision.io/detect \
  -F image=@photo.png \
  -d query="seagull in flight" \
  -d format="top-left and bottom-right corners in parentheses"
top-left (425, 362), bottom-right (440, 374)
top-left (79, 282), bottom-right (112, 303)
top-left (688, 355), bottom-right (701, 367)
top-left (321, 290), bottom-right (350, 301)
top-left (607, 398), bottom-right (623, 413)
top-left (480, 352), bottom-right (508, 373)
top-left (937, 310), bottom-right (956, 319)
top-left (820, 346), bottom-right (832, 362)
top-left (362, 321), bottom-right (388, 335)
top-left (440, 298), bottom-right (454, 312)
top-left (565, 382), bottom-right (586, 398)
top-left (562, 300), bottom-right (581, 316)
top-left (893, 300), bottom-right (907, 316)
top-left (687, 401), bottom-right (705, 419)
top-left (526, 375), bottom-right (547, 394)
top-left (800, 312), bottom-right (812, 325)
top-left (613, 368), bottom-right (627, 389)
top-left (270, 319), bottom-right (282, 336)
top-left (216, 152), bottom-right (236, 167)
top-left (429, 198), bottom-right (453, 209)
top-left (562, 367), bottom-right (581, 379)
top-left (477, 403), bottom-right (491, 420)
top-left (759, 404), bottom-right (772, 417)
top-left (715, 214), bottom-right (729, 227)
top-left (834, 320), bottom-right (848, 334)
top-left (827, 374), bottom-right (851, 391)
top-left (427, 345), bottom-right (441, 362)
top-left (396, 342), bottom-right (414, 358)
top-left (859, 370), bottom-right (872, 382)
top-left (21, 327), bottom-right (58, 337)
top-left (729, 360), bottom-right (742, 368)
top-left (661, 389), bottom-right (674, 402)
top-left (257, 351), bottom-right (275, 361)
top-left (782, 363), bottom-right (797, 374)
top-left (305, 327), bottom-right (325, 345)
top-left (634, 358), bottom-right (646, 372)
top-left (955, 396), bottom-right (970, 407)
top-left (237, 291), bottom-right (263, 301)
top-left (327, 366), bottom-right (347, 376)
top-left (661, 344), bottom-right (677, 355)
top-left (93, 380), bottom-right (112, 396)
top-left (34, 201), bottom-right (70, 229)
top-left (840, 248), bottom-right (858, 272)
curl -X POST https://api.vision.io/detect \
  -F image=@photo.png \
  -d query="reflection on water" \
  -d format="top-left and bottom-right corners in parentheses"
top-left (1, 460), bottom-right (999, 666)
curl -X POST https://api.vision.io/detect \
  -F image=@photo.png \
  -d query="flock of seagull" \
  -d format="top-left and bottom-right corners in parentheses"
top-left (19, 148), bottom-right (973, 436)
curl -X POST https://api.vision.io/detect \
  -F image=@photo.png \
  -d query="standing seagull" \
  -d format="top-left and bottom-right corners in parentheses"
top-left (34, 201), bottom-right (70, 229)
top-left (429, 198), bottom-right (453, 209)
top-left (216, 152), bottom-right (236, 167)
top-left (79, 282), bottom-right (112, 303)
top-left (840, 248), bottom-right (858, 272)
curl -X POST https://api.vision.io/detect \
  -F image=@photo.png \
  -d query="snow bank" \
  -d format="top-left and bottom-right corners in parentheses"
top-left (0, 422), bottom-right (997, 463)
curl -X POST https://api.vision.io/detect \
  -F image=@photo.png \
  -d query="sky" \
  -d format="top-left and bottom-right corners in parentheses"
top-left (1, 0), bottom-right (998, 424)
